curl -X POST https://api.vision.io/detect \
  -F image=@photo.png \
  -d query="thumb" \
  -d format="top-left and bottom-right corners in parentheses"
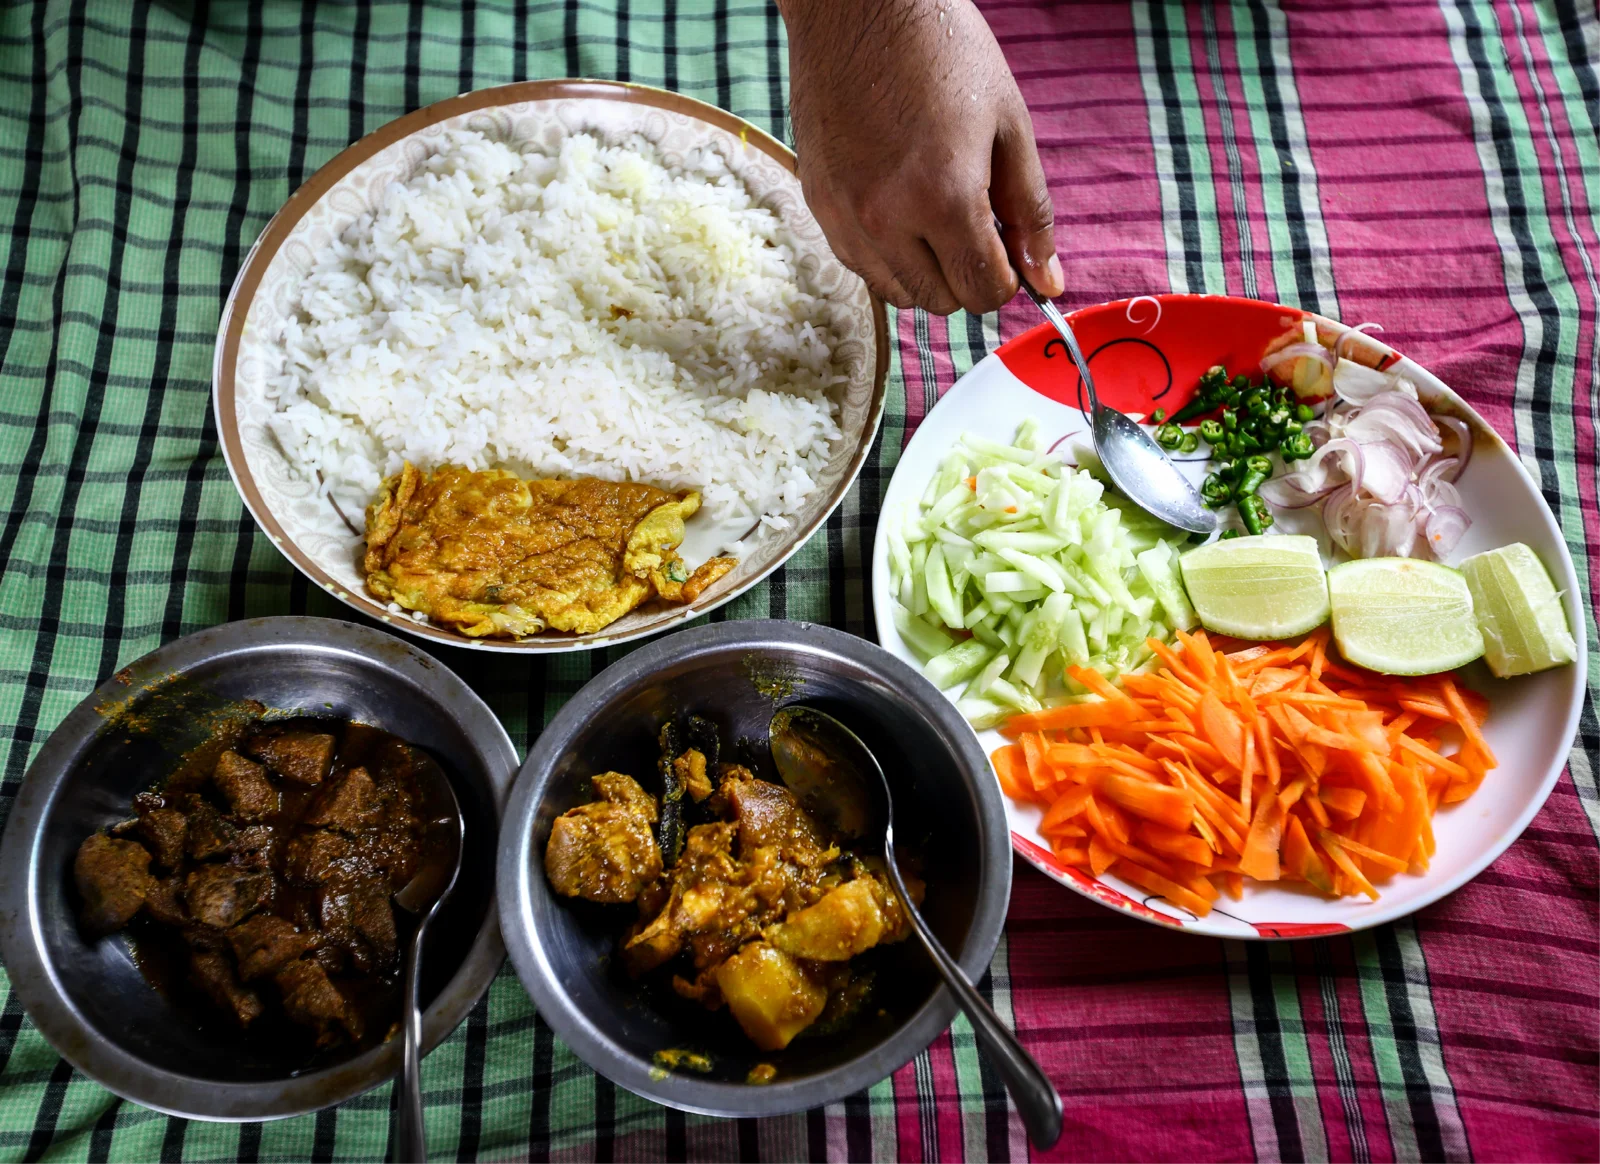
top-left (991, 110), bottom-right (1062, 297)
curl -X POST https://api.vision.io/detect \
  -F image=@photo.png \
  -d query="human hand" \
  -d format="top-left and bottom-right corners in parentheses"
top-left (777, 0), bottom-right (1061, 315)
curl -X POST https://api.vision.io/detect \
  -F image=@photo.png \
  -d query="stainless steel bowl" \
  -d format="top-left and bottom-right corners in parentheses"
top-left (498, 620), bottom-right (1011, 1116)
top-left (0, 617), bottom-right (518, 1120)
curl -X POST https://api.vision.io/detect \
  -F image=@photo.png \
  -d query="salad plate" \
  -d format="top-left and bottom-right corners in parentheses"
top-left (871, 294), bottom-right (1585, 938)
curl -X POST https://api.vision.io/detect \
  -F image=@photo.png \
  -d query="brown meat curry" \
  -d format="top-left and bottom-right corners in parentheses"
top-left (363, 463), bottom-right (737, 639)
top-left (544, 718), bottom-right (921, 1055)
top-left (72, 716), bottom-right (429, 1054)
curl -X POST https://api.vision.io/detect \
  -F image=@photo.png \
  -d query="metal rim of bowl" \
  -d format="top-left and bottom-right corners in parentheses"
top-left (496, 619), bottom-right (1013, 1117)
top-left (0, 616), bottom-right (519, 1121)
top-left (211, 78), bottom-right (892, 656)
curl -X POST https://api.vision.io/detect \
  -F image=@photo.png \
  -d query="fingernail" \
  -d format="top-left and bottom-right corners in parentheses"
top-left (1045, 254), bottom-right (1064, 294)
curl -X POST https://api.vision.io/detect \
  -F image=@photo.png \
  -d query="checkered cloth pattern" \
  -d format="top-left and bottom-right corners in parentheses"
top-left (0, 1), bottom-right (1595, 1160)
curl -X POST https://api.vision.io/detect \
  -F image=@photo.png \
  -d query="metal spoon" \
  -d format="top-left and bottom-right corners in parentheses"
top-left (1018, 278), bottom-right (1217, 534)
top-left (392, 750), bottom-right (465, 1164)
top-left (769, 706), bottom-right (1064, 1149)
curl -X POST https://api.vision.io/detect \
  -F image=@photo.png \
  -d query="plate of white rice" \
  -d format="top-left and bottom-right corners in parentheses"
top-left (215, 80), bottom-right (886, 652)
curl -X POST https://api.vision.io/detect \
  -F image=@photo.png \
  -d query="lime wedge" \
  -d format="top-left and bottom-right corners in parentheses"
top-left (1327, 558), bottom-right (1483, 675)
top-left (1459, 543), bottom-right (1576, 677)
top-left (1179, 535), bottom-right (1330, 640)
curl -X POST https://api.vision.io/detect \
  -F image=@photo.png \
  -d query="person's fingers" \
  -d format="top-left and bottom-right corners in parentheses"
top-left (924, 194), bottom-right (1018, 315)
top-left (880, 237), bottom-right (963, 316)
top-left (802, 177), bottom-right (918, 309)
top-left (991, 108), bottom-right (1061, 298)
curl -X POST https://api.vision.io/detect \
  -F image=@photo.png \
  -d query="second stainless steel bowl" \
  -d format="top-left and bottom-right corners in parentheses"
top-left (498, 620), bottom-right (1012, 1116)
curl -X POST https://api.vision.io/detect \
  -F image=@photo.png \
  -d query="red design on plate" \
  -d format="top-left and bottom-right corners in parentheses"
top-left (1010, 833), bottom-right (1176, 925)
top-left (997, 294), bottom-right (1309, 416)
top-left (1250, 921), bottom-right (1352, 939)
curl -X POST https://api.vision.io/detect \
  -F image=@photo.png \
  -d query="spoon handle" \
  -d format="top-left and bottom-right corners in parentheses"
top-left (889, 863), bottom-right (1063, 1147)
top-left (1019, 279), bottom-right (1100, 417)
top-left (397, 920), bottom-right (428, 1162)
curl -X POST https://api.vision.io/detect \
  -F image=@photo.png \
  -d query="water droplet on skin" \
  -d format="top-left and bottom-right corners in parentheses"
top-left (947, 26), bottom-right (954, 37)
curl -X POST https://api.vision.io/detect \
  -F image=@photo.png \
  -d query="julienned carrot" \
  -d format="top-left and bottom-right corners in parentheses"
top-left (990, 626), bottom-right (1495, 913)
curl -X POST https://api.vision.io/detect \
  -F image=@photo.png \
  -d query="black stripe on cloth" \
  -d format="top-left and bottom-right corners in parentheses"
top-left (1315, 938), bottom-right (1370, 1164)
top-left (460, 0), bottom-right (476, 94)
top-left (615, 0), bottom-right (630, 82)
top-left (1241, 0), bottom-right (1323, 314)
top-left (564, 0), bottom-right (579, 78)
top-left (856, 422), bottom-right (889, 645)
top-left (0, 0), bottom-right (78, 785)
top-left (844, 1089), bottom-right (871, 1161)
top-left (457, 993), bottom-right (490, 1161)
top-left (86, 1096), bottom-right (120, 1162)
top-left (665, 1107), bottom-right (687, 1161)
top-left (0, 996), bottom-right (25, 1086)
top-left (765, 0), bottom-right (783, 142)
top-left (593, 1072), bottom-right (616, 1162)
top-left (405, 0), bottom-right (423, 111)
top-left (514, 0), bottom-right (528, 80)
top-left (1245, 943), bottom-right (1306, 1163)
top-left (159, 1115), bottom-right (188, 1161)
top-left (1144, 0), bottom-right (1206, 293)
top-left (23, 1059), bottom-right (78, 1163)
top-left (350, 0), bottom-right (370, 140)
top-left (805, 1106), bottom-right (826, 1161)
top-left (1198, 1), bottom-right (1258, 300)
top-left (1372, 924), bottom-right (1447, 1161)
top-left (93, 0), bottom-right (208, 686)
top-left (1549, 0), bottom-right (1599, 127)
top-left (738, 1116), bottom-right (760, 1161)
top-left (714, 0), bottom-right (731, 110)
top-left (0, 0), bottom-right (49, 367)
top-left (976, 965), bottom-right (1013, 1162)
top-left (1455, 0), bottom-right (1564, 508)
top-left (208, 0), bottom-right (264, 630)
top-left (311, 1105), bottom-right (337, 1162)
top-left (287, 0), bottom-right (316, 183)
top-left (527, 1005), bottom-right (554, 1160)
top-left (825, 506), bottom-right (846, 628)
top-left (237, 1121), bottom-right (262, 1162)
top-left (663, 0), bottom-right (678, 92)
top-left (9, 0), bottom-right (150, 837)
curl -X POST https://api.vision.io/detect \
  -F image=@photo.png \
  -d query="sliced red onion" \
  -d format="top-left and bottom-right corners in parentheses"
top-left (1333, 322), bottom-right (1385, 363)
top-left (1434, 415), bottom-right (1473, 478)
top-left (1331, 359), bottom-right (1394, 405)
top-left (1260, 474), bottom-right (1334, 509)
top-left (1358, 496), bottom-right (1419, 559)
top-left (1342, 402), bottom-right (1442, 461)
top-left (1321, 484), bottom-right (1361, 553)
top-left (1360, 441), bottom-right (1412, 503)
top-left (1423, 506), bottom-right (1471, 559)
top-left (1260, 341), bottom-right (1335, 377)
top-left (1304, 419), bottom-right (1332, 448)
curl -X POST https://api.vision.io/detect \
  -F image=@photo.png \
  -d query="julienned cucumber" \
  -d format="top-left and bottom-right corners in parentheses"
top-left (887, 420), bottom-right (1197, 729)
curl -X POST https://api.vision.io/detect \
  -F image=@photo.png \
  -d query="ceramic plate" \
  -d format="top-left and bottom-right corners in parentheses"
top-left (871, 294), bottom-right (1585, 938)
top-left (215, 80), bottom-right (888, 654)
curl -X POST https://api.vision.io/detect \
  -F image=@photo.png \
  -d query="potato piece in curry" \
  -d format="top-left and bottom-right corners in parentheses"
top-left (364, 464), bottom-right (737, 639)
top-left (543, 721), bottom-right (921, 1055)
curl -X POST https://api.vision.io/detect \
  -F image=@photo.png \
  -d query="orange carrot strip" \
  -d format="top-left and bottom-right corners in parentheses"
top-left (1440, 677), bottom-right (1497, 768)
top-left (1111, 858), bottom-right (1214, 917)
top-left (1147, 638), bottom-right (1208, 691)
top-left (1319, 786), bottom-right (1367, 820)
top-left (1138, 821), bottom-right (1215, 867)
top-left (1004, 700), bottom-right (1138, 735)
top-left (1396, 734), bottom-right (1470, 780)
top-left (1066, 666), bottom-right (1138, 709)
top-left (1040, 786), bottom-right (1093, 832)
top-left (1197, 690), bottom-right (1246, 771)
top-left (1095, 770), bottom-right (1195, 832)
top-left (1318, 832), bottom-right (1379, 900)
top-left (1239, 791), bottom-right (1285, 881)
top-left (992, 745), bottom-right (1031, 802)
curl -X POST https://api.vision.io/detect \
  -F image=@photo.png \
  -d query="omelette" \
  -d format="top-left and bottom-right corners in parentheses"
top-left (363, 464), bottom-right (737, 639)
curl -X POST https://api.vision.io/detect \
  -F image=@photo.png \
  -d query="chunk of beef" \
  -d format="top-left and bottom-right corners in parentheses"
top-left (232, 825), bottom-right (278, 872)
top-left (134, 802), bottom-right (188, 870)
top-left (545, 772), bottom-right (662, 904)
top-left (227, 915), bottom-right (315, 980)
top-left (189, 950), bottom-right (264, 1027)
top-left (318, 877), bottom-right (398, 974)
top-left (184, 864), bottom-right (272, 928)
top-left (722, 774), bottom-right (832, 867)
top-left (246, 731), bottom-right (335, 786)
top-left (212, 751), bottom-right (279, 821)
top-left (285, 830), bottom-right (356, 885)
top-left (74, 834), bottom-right (154, 934)
top-left (183, 796), bottom-right (237, 861)
top-left (302, 767), bottom-right (380, 833)
top-left (144, 876), bottom-right (188, 927)
top-left (274, 959), bottom-right (362, 1046)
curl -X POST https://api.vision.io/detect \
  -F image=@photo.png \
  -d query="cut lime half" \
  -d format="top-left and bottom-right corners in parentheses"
top-left (1459, 543), bottom-right (1576, 677)
top-left (1327, 558), bottom-right (1483, 675)
top-left (1179, 535), bottom-right (1330, 640)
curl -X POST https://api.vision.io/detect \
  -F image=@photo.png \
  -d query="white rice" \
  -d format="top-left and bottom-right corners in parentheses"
top-left (266, 129), bottom-right (847, 546)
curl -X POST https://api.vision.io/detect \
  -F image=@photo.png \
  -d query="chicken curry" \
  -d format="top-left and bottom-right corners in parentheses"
top-left (544, 717), bottom-right (921, 1055)
top-left (363, 463), bottom-right (737, 639)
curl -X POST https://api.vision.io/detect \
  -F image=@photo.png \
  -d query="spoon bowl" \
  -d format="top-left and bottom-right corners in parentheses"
top-left (769, 705), bottom-right (1064, 1149)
